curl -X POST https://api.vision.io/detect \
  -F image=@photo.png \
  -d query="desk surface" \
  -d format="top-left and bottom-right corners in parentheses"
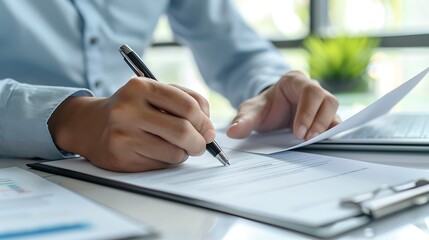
top-left (3, 150), bottom-right (429, 240)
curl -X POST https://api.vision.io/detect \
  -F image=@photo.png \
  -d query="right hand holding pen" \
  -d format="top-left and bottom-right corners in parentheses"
top-left (48, 77), bottom-right (216, 172)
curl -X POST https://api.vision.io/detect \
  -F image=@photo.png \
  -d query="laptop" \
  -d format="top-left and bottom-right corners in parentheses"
top-left (306, 112), bottom-right (429, 151)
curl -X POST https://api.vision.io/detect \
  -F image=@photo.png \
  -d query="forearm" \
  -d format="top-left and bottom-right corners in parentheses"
top-left (167, 0), bottom-right (291, 108)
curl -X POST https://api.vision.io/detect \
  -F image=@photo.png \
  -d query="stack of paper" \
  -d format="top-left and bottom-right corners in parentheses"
top-left (0, 167), bottom-right (153, 240)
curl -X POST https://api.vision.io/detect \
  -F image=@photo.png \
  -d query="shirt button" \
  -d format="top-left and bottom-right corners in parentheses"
top-left (89, 37), bottom-right (99, 45)
top-left (94, 80), bottom-right (102, 88)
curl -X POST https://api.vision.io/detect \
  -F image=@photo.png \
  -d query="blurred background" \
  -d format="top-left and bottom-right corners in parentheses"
top-left (144, 0), bottom-right (429, 123)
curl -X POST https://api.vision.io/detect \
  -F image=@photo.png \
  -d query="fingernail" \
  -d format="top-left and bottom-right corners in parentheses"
top-left (297, 125), bottom-right (307, 139)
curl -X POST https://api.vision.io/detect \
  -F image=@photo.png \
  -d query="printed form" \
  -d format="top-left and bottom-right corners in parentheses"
top-left (42, 149), bottom-right (429, 228)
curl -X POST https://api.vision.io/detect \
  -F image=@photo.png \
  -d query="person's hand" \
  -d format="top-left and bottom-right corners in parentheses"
top-left (48, 77), bottom-right (215, 172)
top-left (227, 71), bottom-right (340, 140)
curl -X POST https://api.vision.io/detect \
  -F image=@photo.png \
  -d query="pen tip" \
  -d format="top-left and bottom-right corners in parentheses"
top-left (217, 152), bottom-right (230, 166)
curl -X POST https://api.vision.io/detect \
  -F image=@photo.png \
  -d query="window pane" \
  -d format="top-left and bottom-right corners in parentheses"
top-left (234, 0), bottom-right (309, 40)
top-left (335, 48), bottom-right (429, 118)
top-left (279, 49), bottom-right (308, 72)
top-left (370, 48), bottom-right (429, 111)
top-left (329, 0), bottom-right (429, 35)
top-left (152, 16), bottom-right (175, 43)
top-left (152, 1), bottom-right (309, 43)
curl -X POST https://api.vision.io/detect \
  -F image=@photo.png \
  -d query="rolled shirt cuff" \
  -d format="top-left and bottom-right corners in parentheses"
top-left (1, 82), bottom-right (93, 159)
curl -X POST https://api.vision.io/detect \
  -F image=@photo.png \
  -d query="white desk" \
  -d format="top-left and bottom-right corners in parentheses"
top-left (2, 150), bottom-right (429, 240)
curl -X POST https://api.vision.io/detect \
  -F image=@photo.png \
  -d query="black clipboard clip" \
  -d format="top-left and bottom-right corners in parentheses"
top-left (341, 179), bottom-right (429, 219)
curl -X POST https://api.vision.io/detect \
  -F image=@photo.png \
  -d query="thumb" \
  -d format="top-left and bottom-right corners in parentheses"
top-left (226, 100), bottom-right (265, 139)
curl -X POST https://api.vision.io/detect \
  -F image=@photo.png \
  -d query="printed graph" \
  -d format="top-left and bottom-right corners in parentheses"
top-left (0, 177), bottom-right (30, 198)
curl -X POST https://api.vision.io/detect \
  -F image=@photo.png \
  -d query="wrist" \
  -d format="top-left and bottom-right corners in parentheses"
top-left (48, 96), bottom-right (104, 156)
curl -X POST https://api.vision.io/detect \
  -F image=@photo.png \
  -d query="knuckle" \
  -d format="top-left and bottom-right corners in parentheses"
top-left (284, 70), bottom-right (306, 79)
top-left (310, 121), bottom-right (328, 132)
top-left (325, 94), bottom-right (339, 108)
top-left (234, 102), bottom-right (252, 119)
top-left (180, 97), bottom-right (199, 117)
top-left (235, 111), bottom-right (246, 120)
top-left (126, 77), bottom-right (144, 92)
top-left (296, 109), bottom-right (315, 126)
top-left (140, 78), bottom-right (157, 93)
top-left (199, 95), bottom-right (210, 108)
top-left (129, 77), bottom-right (156, 93)
top-left (300, 110), bottom-right (314, 121)
top-left (116, 77), bottom-right (145, 101)
top-left (303, 83), bottom-right (323, 96)
top-left (198, 117), bottom-right (213, 135)
top-left (278, 74), bottom-right (294, 88)
top-left (191, 91), bottom-right (205, 103)
top-left (197, 96), bottom-right (211, 115)
top-left (172, 120), bottom-right (192, 140)
top-left (128, 76), bottom-right (142, 85)
top-left (281, 71), bottom-right (308, 85)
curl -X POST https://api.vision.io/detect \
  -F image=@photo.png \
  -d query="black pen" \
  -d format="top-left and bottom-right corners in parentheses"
top-left (118, 44), bottom-right (230, 166)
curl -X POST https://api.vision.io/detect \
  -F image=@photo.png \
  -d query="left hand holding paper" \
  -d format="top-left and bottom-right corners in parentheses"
top-left (227, 71), bottom-right (340, 140)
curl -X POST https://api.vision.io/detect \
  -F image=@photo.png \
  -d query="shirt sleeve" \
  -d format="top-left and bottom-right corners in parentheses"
top-left (167, 0), bottom-right (291, 108)
top-left (0, 79), bottom-right (93, 159)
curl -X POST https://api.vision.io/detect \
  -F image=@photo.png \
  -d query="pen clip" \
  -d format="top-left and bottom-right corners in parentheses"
top-left (341, 179), bottom-right (429, 219)
top-left (119, 49), bottom-right (146, 77)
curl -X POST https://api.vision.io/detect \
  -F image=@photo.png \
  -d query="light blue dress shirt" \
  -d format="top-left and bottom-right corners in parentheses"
top-left (0, 0), bottom-right (290, 159)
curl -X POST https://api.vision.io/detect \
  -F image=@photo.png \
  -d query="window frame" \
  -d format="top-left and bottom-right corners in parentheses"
top-left (152, 0), bottom-right (429, 49)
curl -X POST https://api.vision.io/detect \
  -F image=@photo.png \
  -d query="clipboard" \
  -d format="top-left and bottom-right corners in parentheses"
top-left (27, 156), bottom-right (429, 239)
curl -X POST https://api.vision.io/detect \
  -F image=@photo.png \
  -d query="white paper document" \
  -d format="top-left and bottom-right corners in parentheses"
top-left (0, 167), bottom-right (152, 240)
top-left (217, 67), bottom-right (429, 154)
top-left (39, 150), bottom-right (429, 232)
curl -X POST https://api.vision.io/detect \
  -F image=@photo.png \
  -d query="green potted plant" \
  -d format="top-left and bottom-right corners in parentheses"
top-left (303, 36), bottom-right (379, 93)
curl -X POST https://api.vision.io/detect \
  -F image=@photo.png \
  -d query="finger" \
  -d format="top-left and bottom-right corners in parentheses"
top-left (293, 85), bottom-right (325, 139)
top-left (139, 107), bottom-right (208, 156)
top-left (227, 98), bottom-right (266, 139)
top-left (141, 80), bottom-right (215, 143)
top-left (305, 95), bottom-right (339, 140)
top-left (114, 153), bottom-right (170, 172)
top-left (329, 115), bottom-right (342, 128)
top-left (98, 141), bottom-right (171, 172)
top-left (88, 121), bottom-right (186, 172)
top-left (171, 84), bottom-right (211, 117)
top-left (133, 131), bottom-right (189, 164)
